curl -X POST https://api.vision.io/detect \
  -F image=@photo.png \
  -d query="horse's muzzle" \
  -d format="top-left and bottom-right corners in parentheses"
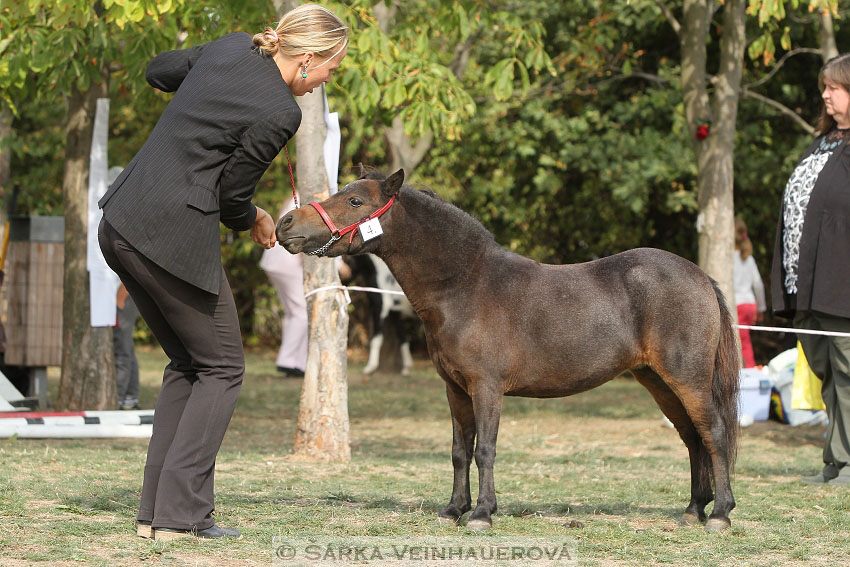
top-left (275, 213), bottom-right (306, 253)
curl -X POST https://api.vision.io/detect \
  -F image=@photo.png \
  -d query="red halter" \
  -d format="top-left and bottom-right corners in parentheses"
top-left (306, 193), bottom-right (398, 256)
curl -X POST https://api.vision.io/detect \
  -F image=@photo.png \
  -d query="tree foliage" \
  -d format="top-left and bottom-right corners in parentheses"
top-left (326, 0), bottom-right (553, 141)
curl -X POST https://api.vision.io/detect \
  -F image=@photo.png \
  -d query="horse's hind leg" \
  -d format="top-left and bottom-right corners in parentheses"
top-left (632, 369), bottom-right (714, 525)
top-left (700, 411), bottom-right (736, 531)
top-left (439, 380), bottom-right (476, 524)
top-left (393, 312), bottom-right (413, 376)
top-left (400, 340), bottom-right (413, 376)
top-left (362, 330), bottom-right (383, 374)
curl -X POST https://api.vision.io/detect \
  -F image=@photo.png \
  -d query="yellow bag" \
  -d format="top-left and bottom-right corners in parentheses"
top-left (791, 341), bottom-right (826, 411)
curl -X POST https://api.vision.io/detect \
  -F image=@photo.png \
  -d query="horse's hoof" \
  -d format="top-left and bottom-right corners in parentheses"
top-left (436, 516), bottom-right (459, 526)
top-left (679, 512), bottom-right (702, 526)
top-left (466, 519), bottom-right (492, 531)
top-left (704, 517), bottom-right (731, 532)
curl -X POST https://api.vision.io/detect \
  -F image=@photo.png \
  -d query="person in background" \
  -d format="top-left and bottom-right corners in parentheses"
top-left (734, 217), bottom-right (766, 368)
top-left (261, 198), bottom-right (307, 378)
top-left (260, 198), bottom-right (352, 378)
top-left (97, 4), bottom-right (349, 540)
top-left (771, 53), bottom-right (850, 486)
top-left (115, 283), bottom-right (141, 410)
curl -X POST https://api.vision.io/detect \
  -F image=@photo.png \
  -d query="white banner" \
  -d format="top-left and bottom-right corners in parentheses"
top-left (87, 97), bottom-right (120, 327)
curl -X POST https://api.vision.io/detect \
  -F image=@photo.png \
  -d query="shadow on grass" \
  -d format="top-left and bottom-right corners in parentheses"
top-left (59, 486), bottom-right (139, 516)
top-left (741, 420), bottom-right (825, 449)
top-left (501, 499), bottom-right (683, 521)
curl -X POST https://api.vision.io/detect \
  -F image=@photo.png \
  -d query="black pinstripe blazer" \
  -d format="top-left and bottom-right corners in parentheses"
top-left (100, 32), bottom-right (301, 294)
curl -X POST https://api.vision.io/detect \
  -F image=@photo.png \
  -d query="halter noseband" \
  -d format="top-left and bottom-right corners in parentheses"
top-left (305, 193), bottom-right (398, 256)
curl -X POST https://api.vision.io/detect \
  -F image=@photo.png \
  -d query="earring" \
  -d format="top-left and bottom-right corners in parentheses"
top-left (301, 66), bottom-right (308, 79)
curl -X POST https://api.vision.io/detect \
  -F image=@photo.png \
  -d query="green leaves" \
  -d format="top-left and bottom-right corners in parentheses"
top-left (486, 58), bottom-right (516, 101)
top-left (328, 0), bottom-right (552, 142)
top-left (748, 32), bottom-right (776, 65)
top-left (747, 0), bottom-right (838, 64)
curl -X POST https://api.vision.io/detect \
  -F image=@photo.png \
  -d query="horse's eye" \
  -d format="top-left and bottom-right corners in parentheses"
top-left (349, 197), bottom-right (363, 208)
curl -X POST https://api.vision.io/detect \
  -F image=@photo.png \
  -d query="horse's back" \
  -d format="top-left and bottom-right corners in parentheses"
top-left (522, 247), bottom-right (716, 319)
top-left (566, 247), bottom-right (722, 345)
top-left (585, 248), bottom-right (716, 308)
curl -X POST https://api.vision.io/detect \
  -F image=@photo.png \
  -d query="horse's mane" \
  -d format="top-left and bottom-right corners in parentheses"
top-left (362, 169), bottom-right (495, 246)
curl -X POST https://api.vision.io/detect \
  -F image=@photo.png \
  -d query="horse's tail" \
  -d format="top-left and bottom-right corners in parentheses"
top-left (710, 278), bottom-right (740, 473)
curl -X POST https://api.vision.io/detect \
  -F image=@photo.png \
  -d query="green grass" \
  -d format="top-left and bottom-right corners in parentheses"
top-left (1, 346), bottom-right (848, 566)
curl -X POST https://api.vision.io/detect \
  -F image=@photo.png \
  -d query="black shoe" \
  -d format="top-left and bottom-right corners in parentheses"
top-left (276, 366), bottom-right (305, 378)
top-left (154, 524), bottom-right (242, 540)
top-left (800, 463), bottom-right (840, 485)
top-left (828, 466), bottom-right (850, 486)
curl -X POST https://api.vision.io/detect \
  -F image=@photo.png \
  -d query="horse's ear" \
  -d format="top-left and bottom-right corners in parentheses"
top-left (357, 162), bottom-right (367, 179)
top-left (383, 168), bottom-right (404, 196)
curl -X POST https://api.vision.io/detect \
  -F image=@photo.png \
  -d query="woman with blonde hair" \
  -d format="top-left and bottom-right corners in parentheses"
top-left (771, 53), bottom-right (850, 485)
top-left (98, 3), bottom-right (348, 539)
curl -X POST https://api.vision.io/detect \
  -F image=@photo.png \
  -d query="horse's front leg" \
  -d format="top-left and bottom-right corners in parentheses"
top-left (439, 380), bottom-right (476, 524)
top-left (467, 384), bottom-right (504, 531)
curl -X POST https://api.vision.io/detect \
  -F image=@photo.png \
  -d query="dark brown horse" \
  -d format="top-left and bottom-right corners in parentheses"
top-left (277, 169), bottom-right (740, 531)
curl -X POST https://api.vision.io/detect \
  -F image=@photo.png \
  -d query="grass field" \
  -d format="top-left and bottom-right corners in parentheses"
top-left (1, 346), bottom-right (848, 566)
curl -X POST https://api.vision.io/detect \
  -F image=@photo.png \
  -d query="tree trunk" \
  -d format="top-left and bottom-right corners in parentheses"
top-left (291, 86), bottom-right (351, 462)
top-left (271, 0), bottom-right (296, 18)
top-left (681, 0), bottom-right (744, 311)
top-left (56, 78), bottom-right (117, 411)
top-left (697, 0), bottom-right (745, 308)
top-left (819, 9), bottom-right (838, 62)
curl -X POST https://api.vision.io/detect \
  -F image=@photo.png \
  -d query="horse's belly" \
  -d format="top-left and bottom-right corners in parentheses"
top-left (503, 372), bottom-right (618, 398)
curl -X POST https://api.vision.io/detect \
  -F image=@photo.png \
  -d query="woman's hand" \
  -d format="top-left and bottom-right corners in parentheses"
top-left (251, 206), bottom-right (277, 249)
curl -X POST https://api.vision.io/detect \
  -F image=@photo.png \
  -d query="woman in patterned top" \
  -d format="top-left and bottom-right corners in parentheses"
top-left (770, 53), bottom-right (850, 486)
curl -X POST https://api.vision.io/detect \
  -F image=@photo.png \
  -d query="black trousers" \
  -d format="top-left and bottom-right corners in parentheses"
top-left (795, 310), bottom-right (850, 469)
top-left (98, 219), bottom-right (244, 530)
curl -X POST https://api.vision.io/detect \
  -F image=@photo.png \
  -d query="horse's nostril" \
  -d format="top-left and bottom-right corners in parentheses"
top-left (278, 214), bottom-right (294, 229)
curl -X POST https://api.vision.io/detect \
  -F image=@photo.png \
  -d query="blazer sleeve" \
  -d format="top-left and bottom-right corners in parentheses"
top-left (218, 106), bottom-right (302, 232)
top-left (145, 43), bottom-right (208, 92)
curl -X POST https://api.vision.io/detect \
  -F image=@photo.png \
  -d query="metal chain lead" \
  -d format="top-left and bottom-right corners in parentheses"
top-left (306, 234), bottom-right (341, 257)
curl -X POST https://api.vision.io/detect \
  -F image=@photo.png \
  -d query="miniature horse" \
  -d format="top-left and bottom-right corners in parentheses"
top-left (342, 254), bottom-right (417, 375)
top-left (277, 169), bottom-right (740, 531)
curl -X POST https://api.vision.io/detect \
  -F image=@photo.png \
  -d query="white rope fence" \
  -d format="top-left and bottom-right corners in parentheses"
top-left (303, 284), bottom-right (406, 317)
top-left (304, 285), bottom-right (406, 299)
top-left (736, 325), bottom-right (850, 339)
top-left (304, 286), bottom-right (850, 339)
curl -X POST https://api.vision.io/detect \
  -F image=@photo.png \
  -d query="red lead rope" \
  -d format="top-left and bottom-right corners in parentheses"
top-left (285, 145), bottom-right (298, 209)
top-left (309, 193), bottom-right (398, 244)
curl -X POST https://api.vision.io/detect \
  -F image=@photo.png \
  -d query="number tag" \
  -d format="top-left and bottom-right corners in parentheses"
top-left (359, 218), bottom-right (383, 241)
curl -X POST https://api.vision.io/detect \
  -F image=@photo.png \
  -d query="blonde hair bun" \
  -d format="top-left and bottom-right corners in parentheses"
top-left (252, 3), bottom-right (348, 59)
